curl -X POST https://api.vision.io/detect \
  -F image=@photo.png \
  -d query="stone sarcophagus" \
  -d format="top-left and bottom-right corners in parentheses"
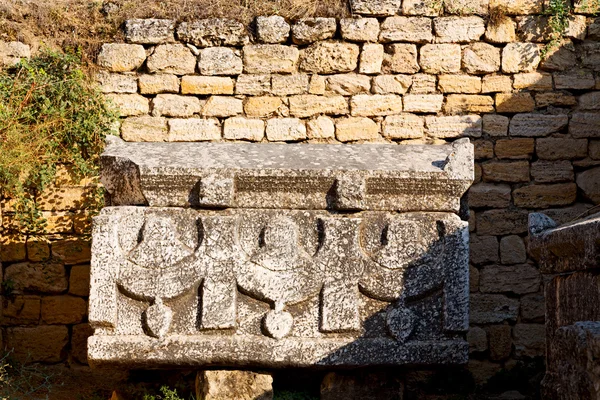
top-left (88, 137), bottom-right (473, 368)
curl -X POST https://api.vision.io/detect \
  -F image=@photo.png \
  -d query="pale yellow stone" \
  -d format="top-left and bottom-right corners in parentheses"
top-left (299, 42), bottom-right (360, 74)
top-left (96, 71), bottom-right (138, 93)
top-left (340, 18), bottom-right (380, 42)
top-left (426, 115), bottom-right (482, 138)
top-left (410, 74), bottom-right (437, 93)
top-left (307, 116), bottom-right (335, 139)
top-left (495, 92), bottom-right (534, 112)
top-left (308, 75), bottom-right (326, 94)
top-left (244, 96), bottom-right (286, 117)
top-left (382, 44), bottom-right (419, 74)
top-left (501, 42), bottom-right (541, 73)
top-left (359, 43), bottom-right (384, 74)
top-left (489, 0), bottom-right (542, 14)
top-left (98, 43), bottom-right (146, 72)
top-left (485, 16), bottom-right (517, 43)
top-left (382, 114), bottom-right (424, 139)
top-left (402, 0), bottom-right (442, 15)
top-left (236, 74), bottom-right (271, 95)
top-left (438, 75), bottom-right (481, 93)
top-left (513, 72), bottom-right (552, 90)
top-left (372, 74), bottom-right (412, 94)
top-left (289, 95), bottom-right (348, 118)
top-left (138, 74), bottom-right (179, 94)
top-left (335, 117), bottom-right (379, 142)
top-left (265, 118), bottom-right (306, 141)
top-left (271, 74), bottom-right (309, 95)
top-left (121, 116), bottom-right (168, 141)
top-left (105, 93), bottom-right (149, 116)
top-left (444, 0), bottom-right (489, 15)
top-left (325, 74), bottom-right (371, 95)
top-left (202, 96), bottom-right (243, 117)
top-left (243, 44), bottom-right (299, 74)
top-left (419, 44), bottom-right (461, 74)
top-left (181, 76), bottom-right (234, 94)
top-left (146, 44), bottom-right (196, 75)
top-left (167, 118), bottom-right (221, 141)
top-left (403, 94), bottom-right (444, 113)
top-left (434, 16), bottom-right (486, 43)
top-left (152, 94), bottom-right (203, 117)
top-left (350, 94), bottom-right (402, 116)
top-left (482, 74), bottom-right (512, 93)
top-left (444, 94), bottom-right (494, 114)
top-left (463, 42), bottom-right (501, 74)
top-left (223, 117), bottom-right (264, 141)
top-left (379, 16), bottom-right (433, 43)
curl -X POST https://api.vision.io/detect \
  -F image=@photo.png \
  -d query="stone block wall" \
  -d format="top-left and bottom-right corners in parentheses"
top-left (1, 0), bottom-right (600, 388)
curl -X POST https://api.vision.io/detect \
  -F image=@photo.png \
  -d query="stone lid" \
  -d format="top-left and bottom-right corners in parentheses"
top-left (101, 136), bottom-right (473, 211)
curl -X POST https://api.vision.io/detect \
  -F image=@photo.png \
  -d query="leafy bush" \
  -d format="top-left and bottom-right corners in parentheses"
top-left (143, 385), bottom-right (191, 400)
top-left (0, 49), bottom-right (117, 232)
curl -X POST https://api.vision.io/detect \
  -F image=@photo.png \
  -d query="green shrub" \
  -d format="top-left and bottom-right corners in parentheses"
top-left (0, 49), bottom-right (117, 233)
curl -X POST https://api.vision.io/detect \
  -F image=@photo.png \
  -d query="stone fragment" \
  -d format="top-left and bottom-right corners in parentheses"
top-left (481, 75), bottom-right (512, 93)
top-left (536, 138), bottom-right (587, 160)
top-left (244, 96), bottom-right (285, 117)
top-left (0, 41), bottom-right (30, 67)
top-left (482, 161), bottom-right (529, 183)
top-left (350, 94), bottom-right (402, 116)
top-left (340, 18), bottom-right (380, 42)
top-left (513, 324), bottom-right (545, 358)
top-left (265, 118), bottom-right (306, 141)
top-left (485, 16), bottom-right (517, 43)
top-left (500, 235), bottom-right (526, 264)
top-left (487, 325), bottom-right (512, 361)
top-left (470, 235), bottom-right (499, 264)
top-left (168, 118), bottom-right (221, 141)
top-left (335, 117), bottom-right (379, 142)
top-left (41, 295), bottom-right (87, 324)
top-left (482, 114), bottom-right (509, 136)
top-left (570, 113), bottom-right (600, 138)
top-left (382, 114), bottom-right (424, 139)
top-left (236, 75), bottom-right (271, 95)
top-left (359, 44), bottom-right (384, 74)
top-left (147, 44), bottom-right (196, 75)
top-left (480, 264), bottom-right (539, 294)
top-left (531, 160), bottom-right (574, 183)
top-left (181, 76), bottom-right (234, 94)
top-left (256, 16), bottom-right (290, 44)
top-left (69, 264), bottom-right (91, 297)
top-left (307, 116), bottom-right (336, 139)
top-left (350, 0), bottom-right (402, 15)
top-left (292, 18), bottom-right (337, 45)
top-left (468, 183), bottom-right (511, 208)
top-left (434, 16), bottom-right (486, 43)
top-left (509, 114), bottom-right (568, 137)
top-left (96, 71), bottom-right (138, 93)
top-left (540, 41), bottom-right (578, 72)
top-left (438, 75), bottom-right (481, 93)
top-left (138, 74), bottom-right (179, 94)
top-left (223, 117), bottom-right (264, 141)
top-left (382, 44), bottom-right (419, 74)
top-left (121, 116), bottom-right (168, 141)
top-left (444, 95), bottom-right (494, 114)
top-left (501, 43), bottom-right (541, 73)
top-left (98, 44), bottom-right (146, 72)
top-left (577, 167), bottom-right (600, 203)
top-left (419, 44), bottom-right (461, 74)
top-left (513, 183), bottom-right (577, 207)
top-left (198, 47), bottom-right (242, 75)
top-left (124, 19), bottom-right (175, 44)
top-left (5, 326), bottom-right (68, 363)
top-left (152, 94), bottom-right (203, 117)
top-left (289, 95), bottom-right (348, 118)
top-left (272, 74), bottom-right (309, 95)
top-left (468, 327), bottom-right (488, 353)
top-left (300, 42), bottom-right (360, 74)
top-left (470, 293), bottom-right (519, 324)
top-left (244, 45), bottom-right (299, 74)
top-left (495, 138), bottom-right (534, 159)
top-left (462, 43), bottom-right (501, 74)
top-left (196, 370), bottom-right (273, 400)
top-left (495, 93), bottom-right (534, 113)
top-left (202, 96), bottom-right (243, 117)
top-left (402, 0), bottom-right (442, 15)
top-left (320, 372), bottom-right (404, 400)
top-left (426, 115), bottom-right (482, 138)
top-left (513, 72), bottom-right (552, 90)
top-left (324, 74), bottom-right (370, 95)
top-left (106, 94), bottom-right (149, 117)
top-left (4, 262), bottom-right (67, 293)
top-left (379, 17), bottom-right (433, 43)
top-left (403, 94), bottom-right (443, 113)
top-left (177, 19), bottom-right (249, 47)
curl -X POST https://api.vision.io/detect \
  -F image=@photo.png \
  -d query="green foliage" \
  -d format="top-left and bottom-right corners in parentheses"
top-left (143, 385), bottom-right (192, 400)
top-left (0, 48), bottom-right (117, 233)
top-left (1, 278), bottom-right (15, 297)
top-left (542, 0), bottom-right (572, 57)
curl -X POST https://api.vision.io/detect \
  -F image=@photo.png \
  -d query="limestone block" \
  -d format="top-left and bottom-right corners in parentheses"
top-left (513, 72), bottom-right (552, 90)
top-left (410, 74), bottom-right (437, 93)
top-left (475, 141), bottom-right (493, 160)
top-left (577, 167), bottom-right (600, 203)
top-left (426, 115), bottom-right (482, 138)
top-left (513, 324), bottom-right (545, 358)
top-left (470, 234), bottom-right (499, 264)
top-left (509, 114), bottom-right (568, 137)
top-left (445, 0), bottom-right (489, 15)
top-left (482, 161), bottom-right (530, 183)
top-left (168, 118), bottom-right (222, 141)
top-left (96, 71), bottom-right (138, 93)
top-left (138, 74), bottom-right (179, 94)
top-left (462, 42), bottom-right (501, 74)
top-left (2, 295), bottom-right (40, 325)
top-left (535, 92), bottom-right (577, 108)
top-left (350, 94), bottom-right (402, 116)
top-left (499, 235), bottom-right (526, 264)
top-left (489, 0), bottom-right (542, 14)
top-left (223, 117), bottom-right (265, 141)
top-left (69, 264), bottom-right (91, 296)
top-left (147, 44), bottom-right (196, 75)
top-left (236, 74), bottom-right (271, 95)
top-left (486, 325), bottom-right (512, 361)
top-left (256, 16), bottom-right (290, 44)
top-left (501, 42), bottom-right (541, 73)
top-left (495, 92), bottom-right (534, 113)
top-left (495, 138), bottom-right (534, 159)
top-left (536, 138), bottom-right (587, 160)
top-left (324, 74), bottom-right (370, 95)
top-left (106, 93), bottom-right (149, 116)
top-left (382, 114), bottom-right (424, 139)
top-left (520, 293), bottom-right (544, 322)
top-left (444, 95), bottom-right (494, 114)
top-left (578, 92), bottom-right (600, 110)
top-left (485, 16), bottom-right (517, 43)
top-left (289, 95), bottom-right (348, 117)
top-left (468, 183), bottom-right (511, 208)
top-left (4, 326), bottom-right (68, 363)
top-left (121, 116), bottom-right (168, 141)
top-left (72, 323), bottom-right (94, 364)
top-left (477, 209), bottom-right (529, 235)
top-left (514, 183), bottom-right (577, 207)
top-left (581, 42), bottom-right (600, 71)
top-left (340, 18), bottom-right (380, 42)
top-left (320, 372), bottom-right (404, 400)
top-left (310, 75), bottom-right (326, 94)
top-left (26, 238), bottom-right (50, 262)
top-left (300, 42), bottom-right (360, 74)
top-left (402, 0), bottom-right (442, 15)
top-left (152, 94), bottom-right (203, 117)
top-left (359, 44), bottom-right (383, 74)
top-left (438, 75), bottom-right (481, 93)
top-left (196, 370), bottom-right (273, 400)
top-left (181, 76), bottom-right (234, 94)
top-left (433, 16), bottom-right (486, 43)
top-left (98, 44), bottom-right (146, 72)
top-left (379, 17), bottom-right (433, 43)
top-left (481, 75), bottom-right (512, 93)
top-left (244, 45), bottom-right (299, 74)
top-left (0, 41), bottom-right (30, 67)
top-left (176, 19), bottom-right (249, 47)
top-left (4, 261), bottom-right (67, 293)
top-left (372, 74), bottom-right (412, 94)
top-left (266, 118), bottom-right (307, 141)
top-left (202, 96), bottom-right (243, 117)
top-left (482, 114), bottom-right (509, 136)
top-left (419, 44), bottom-right (461, 74)
top-left (350, 0), bottom-right (402, 15)
top-left (41, 295), bottom-right (87, 324)
top-left (470, 293), bottom-right (519, 324)
top-left (51, 236), bottom-right (91, 265)
top-left (516, 16), bottom-right (551, 42)
top-left (382, 44), bottom-right (419, 74)
top-left (403, 94), bottom-right (443, 113)
top-left (540, 40), bottom-right (577, 72)
top-left (531, 160), bottom-right (574, 183)
top-left (468, 327), bottom-right (488, 353)
top-left (244, 96), bottom-right (286, 117)
top-left (307, 116), bottom-right (336, 139)
top-left (198, 47), bottom-right (243, 75)
top-left (570, 113), bottom-right (600, 138)
top-left (124, 19), bottom-right (175, 44)
top-left (292, 18), bottom-right (337, 45)
top-left (591, 141), bottom-right (600, 160)
top-left (272, 74), bottom-right (310, 95)
top-left (468, 360), bottom-right (503, 385)
top-left (335, 117), bottom-right (379, 142)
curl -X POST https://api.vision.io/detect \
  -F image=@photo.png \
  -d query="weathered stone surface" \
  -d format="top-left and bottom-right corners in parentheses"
top-left (350, 0), bottom-right (402, 15)
top-left (536, 92), bottom-right (577, 108)
top-left (478, 209), bottom-right (529, 235)
top-left (106, 93), bottom-right (149, 117)
top-left (124, 19), bottom-right (175, 44)
top-left (272, 74), bottom-right (310, 95)
top-left (152, 94), bottom-right (203, 117)
top-left (202, 96), bottom-right (243, 117)
top-left (324, 74), bottom-right (370, 95)
top-left (147, 44), bottom-right (196, 75)
top-left (536, 138), bottom-right (587, 160)
top-left (490, 0), bottom-right (542, 14)
top-left (236, 74), bottom-right (271, 95)
top-left (382, 44), bottom-right (420, 74)
top-left (196, 370), bottom-right (273, 400)
top-left (403, 94), bottom-right (443, 113)
top-left (168, 118), bottom-right (221, 141)
top-left (426, 115), bottom-right (482, 138)
top-left (256, 16), bottom-right (290, 44)
top-left (41, 295), bottom-right (87, 324)
top-left (470, 293), bottom-right (519, 324)
top-left (340, 18), bottom-right (380, 42)
top-left (121, 116), bottom-right (168, 141)
top-left (72, 323), bottom-right (94, 364)
top-left (292, 18), bottom-right (337, 45)
top-left (379, 17), bottom-right (433, 43)
top-left (482, 74), bottom-right (512, 93)
top-left (198, 47), bottom-right (242, 75)
top-left (470, 234), bottom-right (499, 264)
top-left (513, 324), bottom-right (545, 358)
top-left (444, 95), bottom-right (494, 114)
top-left (483, 114), bottom-right (509, 136)
top-left (531, 160), bottom-right (574, 183)
top-left (244, 45), bottom-right (299, 74)
top-left (4, 261), bottom-right (67, 293)
top-left (485, 16), bottom-right (517, 43)
top-left (0, 41), bottom-right (30, 67)
top-left (445, 0), bottom-right (489, 15)
top-left (359, 44), bottom-right (384, 74)
top-left (468, 183), bottom-right (511, 208)
top-left (372, 74), bottom-right (412, 94)
top-left (181, 76), bottom-right (234, 94)
top-left (438, 75), bottom-right (481, 93)
top-left (410, 74), bottom-right (437, 93)
top-left (382, 114), bottom-right (424, 139)
top-left (513, 183), bottom-right (577, 208)
top-left (266, 118), bottom-right (307, 141)
top-left (495, 138), bottom-right (534, 159)
top-left (300, 42), bottom-right (360, 74)
top-left (402, 0), bottom-right (442, 15)
top-left (495, 92), bottom-right (535, 113)
top-left (434, 16), bottom-right (486, 43)
top-left (480, 264), bottom-right (540, 294)
top-left (350, 94), bottom-right (402, 116)
top-left (468, 327), bottom-right (488, 353)
top-left (96, 71), bottom-right (138, 93)
top-left (482, 161), bottom-right (530, 183)
top-left (520, 293), bottom-right (544, 322)
top-left (320, 372), bottom-right (404, 400)
top-left (570, 113), bottom-right (600, 138)
top-left (487, 325), bottom-right (512, 361)
top-left (2, 295), bottom-right (40, 324)
top-left (420, 44), bottom-right (461, 74)
top-left (307, 116), bottom-right (336, 139)
top-left (509, 114), bottom-right (568, 137)
top-left (70, 264), bottom-right (91, 296)
top-left (244, 96), bottom-right (285, 118)
top-left (4, 326), bottom-right (68, 363)
top-left (223, 117), bottom-right (265, 141)
top-left (98, 44), bottom-right (146, 72)
top-left (335, 117), bottom-right (379, 142)
top-left (290, 95), bottom-right (348, 118)
top-left (177, 19), bottom-right (249, 47)
top-left (500, 235), bottom-right (526, 264)
top-left (577, 167), bottom-right (600, 203)
top-left (501, 42), bottom-right (541, 73)
top-left (139, 74), bottom-right (179, 94)
top-left (513, 72), bottom-right (552, 90)
top-left (541, 41), bottom-right (578, 72)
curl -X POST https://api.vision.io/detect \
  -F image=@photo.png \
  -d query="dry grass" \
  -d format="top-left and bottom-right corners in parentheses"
top-left (0, 0), bottom-right (349, 65)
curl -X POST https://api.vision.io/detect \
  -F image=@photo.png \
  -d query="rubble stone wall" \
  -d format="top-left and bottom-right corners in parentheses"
top-left (2, 0), bottom-right (600, 387)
